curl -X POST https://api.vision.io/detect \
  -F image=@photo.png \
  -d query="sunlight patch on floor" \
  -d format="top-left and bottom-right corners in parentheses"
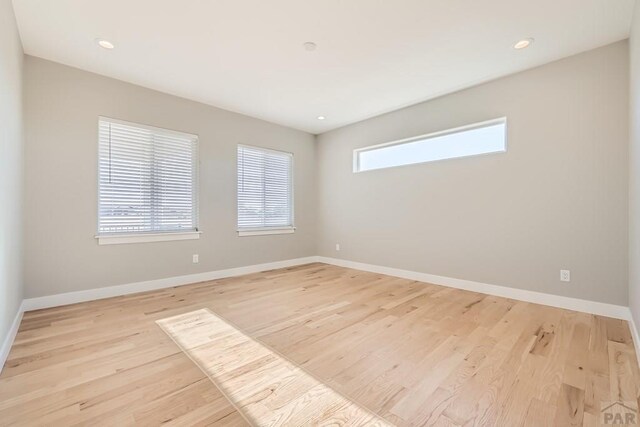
top-left (156, 309), bottom-right (391, 426)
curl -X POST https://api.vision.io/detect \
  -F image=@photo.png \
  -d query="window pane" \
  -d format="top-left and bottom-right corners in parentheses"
top-left (98, 118), bottom-right (198, 234)
top-left (356, 119), bottom-right (506, 172)
top-left (237, 145), bottom-right (293, 230)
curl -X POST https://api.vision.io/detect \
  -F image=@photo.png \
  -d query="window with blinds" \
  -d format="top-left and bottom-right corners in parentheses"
top-left (98, 117), bottom-right (198, 236)
top-left (237, 145), bottom-right (294, 234)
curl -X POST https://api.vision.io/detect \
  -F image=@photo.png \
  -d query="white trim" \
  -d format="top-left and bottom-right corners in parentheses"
top-left (22, 257), bottom-right (318, 311)
top-left (317, 256), bottom-right (631, 320)
top-left (96, 231), bottom-right (201, 245)
top-left (629, 310), bottom-right (640, 370)
top-left (8, 256), bottom-right (639, 373)
top-left (0, 301), bottom-right (25, 374)
top-left (238, 227), bottom-right (295, 237)
top-left (19, 255), bottom-right (634, 320)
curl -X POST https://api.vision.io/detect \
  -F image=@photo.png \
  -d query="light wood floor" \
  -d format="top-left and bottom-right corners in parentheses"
top-left (1, 263), bottom-right (639, 426)
top-left (157, 309), bottom-right (390, 426)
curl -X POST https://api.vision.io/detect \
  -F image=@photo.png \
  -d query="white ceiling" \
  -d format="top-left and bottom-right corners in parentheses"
top-left (12, 0), bottom-right (636, 134)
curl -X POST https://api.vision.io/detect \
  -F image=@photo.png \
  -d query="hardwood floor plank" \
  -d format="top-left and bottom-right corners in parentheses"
top-left (554, 383), bottom-right (585, 426)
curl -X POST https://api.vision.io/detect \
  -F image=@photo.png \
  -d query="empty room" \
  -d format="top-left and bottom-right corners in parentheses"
top-left (2, 0), bottom-right (640, 425)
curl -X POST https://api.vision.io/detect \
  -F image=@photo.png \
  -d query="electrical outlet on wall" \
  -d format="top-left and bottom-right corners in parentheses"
top-left (335, 243), bottom-right (340, 251)
top-left (560, 270), bottom-right (570, 282)
top-left (192, 254), bottom-right (199, 264)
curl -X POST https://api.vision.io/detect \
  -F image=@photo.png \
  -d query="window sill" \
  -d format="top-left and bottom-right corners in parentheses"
top-left (237, 227), bottom-right (295, 237)
top-left (96, 231), bottom-right (201, 245)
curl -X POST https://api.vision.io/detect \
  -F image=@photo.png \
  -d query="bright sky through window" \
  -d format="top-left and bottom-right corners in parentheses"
top-left (355, 118), bottom-right (506, 172)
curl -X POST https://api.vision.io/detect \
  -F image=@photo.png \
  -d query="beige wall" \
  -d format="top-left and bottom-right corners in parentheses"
top-left (24, 56), bottom-right (316, 298)
top-left (317, 41), bottom-right (629, 306)
top-left (630, 4), bottom-right (640, 328)
top-left (0, 0), bottom-right (24, 343)
top-left (21, 40), bottom-right (634, 308)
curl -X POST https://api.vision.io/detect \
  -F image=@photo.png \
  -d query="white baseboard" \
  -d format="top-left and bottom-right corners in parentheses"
top-left (317, 256), bottom-right (632, 321)
top-left (0, 301), bottom-right (25, 374)
top-left (3, 255), bottom-right (638, 373)
top-left (20, 254), bottom-right (634, 319)
top-left (629, 311), bottom-right (640, 370)
top-left (22, 256), bottom-right (318, 312)
top-left (1, 257), bottom-right (315, 373)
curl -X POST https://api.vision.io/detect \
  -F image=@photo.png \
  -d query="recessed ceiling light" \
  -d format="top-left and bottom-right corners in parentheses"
top-left (514, 38), bottom-right (534, 50)
top-left (303, 42), bottom-right (317, 51)
top-left (317, 116), bottom-right (326, 120)
top-left (96, 39), bottom-right (115, 50)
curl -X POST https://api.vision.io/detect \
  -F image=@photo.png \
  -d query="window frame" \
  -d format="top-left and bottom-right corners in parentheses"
top-left (95, 116), bottom-right (200, 245)
top-left (353, 117), bottom-right (507, 173)
top-left (236, 144), bottom-right (295, 237)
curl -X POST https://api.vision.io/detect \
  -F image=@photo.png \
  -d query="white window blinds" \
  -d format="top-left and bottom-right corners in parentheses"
top-left (98, 117), bottom-right (198, 235)
top-left (237, 145), bottom-right (293, 231)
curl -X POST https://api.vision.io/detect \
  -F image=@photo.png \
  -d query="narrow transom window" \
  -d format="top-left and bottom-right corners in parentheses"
top-left (237, 145), bottom-right (294, 236)
top-left (98, 117), bottom-right (198, 237)
top-left (354, 117), bottom-right (507, 172)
